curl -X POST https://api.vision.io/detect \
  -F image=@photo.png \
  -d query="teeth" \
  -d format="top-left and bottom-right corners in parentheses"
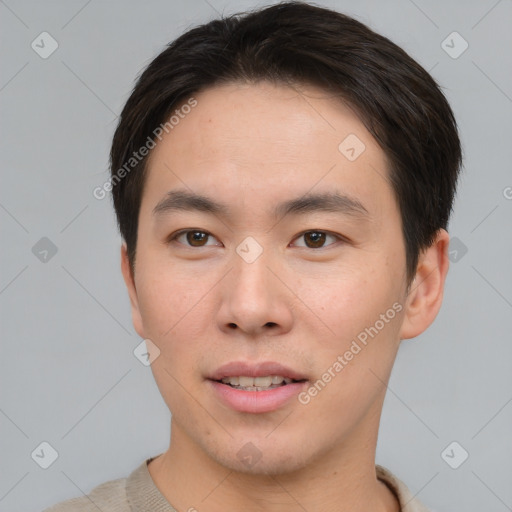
top-left (220, 375), bottom-right (293, 387)
top-left (239, 376), bottom-right (256, 387)
top-left (254, 376), bottom-right (272, 387)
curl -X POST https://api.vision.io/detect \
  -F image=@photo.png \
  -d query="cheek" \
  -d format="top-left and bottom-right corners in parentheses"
top-left (292, 259), bottom-right (405, 413)
top-left (135, 252), bottom-right (203, 333)
top-left (296, 262), bottom-right (400, 344)
top-left (296, 283), bottom-right (403, 431)
top-left (134, 261), bottom-right (220, 373)
top-left (136, 276), bottom-right (178, 337)
top-left (136, 269), bottom-right (211, 410)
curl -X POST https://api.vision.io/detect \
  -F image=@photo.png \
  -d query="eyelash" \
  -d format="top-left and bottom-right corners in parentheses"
top-left (167, 229), bottom-right (347, 249)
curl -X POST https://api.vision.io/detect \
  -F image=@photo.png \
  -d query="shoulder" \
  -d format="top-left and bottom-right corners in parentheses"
top-left (376, 465), bottom-right (434, 512)
top-left (42, 474), bottom-right (128, 512)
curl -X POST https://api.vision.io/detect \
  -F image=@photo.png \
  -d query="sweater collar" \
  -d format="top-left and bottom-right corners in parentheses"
top-left (126, 456), bottom-right (177, 511)
top-left (126, 457), bottom-right (430, 511)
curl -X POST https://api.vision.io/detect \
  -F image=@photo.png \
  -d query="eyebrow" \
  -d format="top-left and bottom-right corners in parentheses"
top-left (152, 189), bottom-right (369, 220)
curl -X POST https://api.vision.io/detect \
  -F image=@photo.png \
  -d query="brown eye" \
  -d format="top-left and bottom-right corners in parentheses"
top-left (293, 231), bottom-right (342, 249)
top-left (186, 231), bottom-right (209, 246)
top-left (304, 231), bottom-right (326, 248)
top-left (170, 230), bottom-right (219, 247)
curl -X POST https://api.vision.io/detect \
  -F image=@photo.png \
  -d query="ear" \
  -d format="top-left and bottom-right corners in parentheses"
top-left (399, 229), bottom-right (450, 340)
top-left (120, 244), bottom-right (145, 338)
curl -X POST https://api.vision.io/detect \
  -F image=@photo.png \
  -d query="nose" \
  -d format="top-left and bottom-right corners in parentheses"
top-left (216, 249), bottom-right (294, 338)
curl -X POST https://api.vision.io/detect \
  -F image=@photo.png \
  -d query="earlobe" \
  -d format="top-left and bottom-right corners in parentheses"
top-left (120, 244), bottom-right (145, 338)
top-left (399, 229), bottom-right (450, 340)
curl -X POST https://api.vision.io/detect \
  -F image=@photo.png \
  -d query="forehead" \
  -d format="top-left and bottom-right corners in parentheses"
top-left (142, 81), bottom-right (394, 218)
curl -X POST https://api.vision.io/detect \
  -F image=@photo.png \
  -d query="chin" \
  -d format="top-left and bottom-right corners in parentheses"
top-left (205, 437), bottom-right (317, 477)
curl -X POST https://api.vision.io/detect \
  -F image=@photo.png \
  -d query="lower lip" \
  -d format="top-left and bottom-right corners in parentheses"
top-left (208, 380), bottom-right (307, 413)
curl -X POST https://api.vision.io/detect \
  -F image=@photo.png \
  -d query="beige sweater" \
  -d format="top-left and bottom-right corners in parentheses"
top-left (43, 456), bottom-right (432, 511)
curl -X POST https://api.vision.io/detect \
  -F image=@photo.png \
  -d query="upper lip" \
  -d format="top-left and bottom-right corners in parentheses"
top-left (208, 361), bottom-right (309, 381)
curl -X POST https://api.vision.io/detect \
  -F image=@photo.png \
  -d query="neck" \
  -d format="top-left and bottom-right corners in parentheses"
top-left (148, 409), bottom-right (399, 512)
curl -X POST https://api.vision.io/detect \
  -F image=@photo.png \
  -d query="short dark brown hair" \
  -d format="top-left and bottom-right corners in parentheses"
top-left (109, 0), bottom-right (462, 284)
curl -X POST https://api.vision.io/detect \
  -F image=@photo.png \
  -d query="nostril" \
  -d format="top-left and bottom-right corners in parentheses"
top-left (265, 322), bottom-right (277, 327)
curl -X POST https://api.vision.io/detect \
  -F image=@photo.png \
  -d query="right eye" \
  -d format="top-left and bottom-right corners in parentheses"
top-left (168, 229), bottom-right (222, 248)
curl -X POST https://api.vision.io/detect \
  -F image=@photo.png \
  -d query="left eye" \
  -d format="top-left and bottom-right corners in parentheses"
top-left (172, 230), bottom-right (220, 247)
top-left (292, 231), bottom-right (342, 249)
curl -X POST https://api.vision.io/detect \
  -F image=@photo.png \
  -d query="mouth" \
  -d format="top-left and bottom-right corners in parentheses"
top-left (207, 361), bottom-right (309, 413)
top-left (214, 375), bottom-right (307, 391)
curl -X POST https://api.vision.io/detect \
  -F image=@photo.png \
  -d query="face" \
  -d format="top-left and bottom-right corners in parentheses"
top-left (123, 81), bottom-right (415, 476)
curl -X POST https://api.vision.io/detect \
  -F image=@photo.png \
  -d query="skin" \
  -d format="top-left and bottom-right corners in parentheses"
top-left (121, 81), bottom-right (450, 512)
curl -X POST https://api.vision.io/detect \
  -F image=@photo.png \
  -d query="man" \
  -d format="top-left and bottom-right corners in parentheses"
top-left (46, 1), bottom-right (461, 511)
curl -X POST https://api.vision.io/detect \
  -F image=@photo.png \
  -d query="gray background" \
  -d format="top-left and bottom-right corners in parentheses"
top-left (1, 0), bottom-right (511, 510)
